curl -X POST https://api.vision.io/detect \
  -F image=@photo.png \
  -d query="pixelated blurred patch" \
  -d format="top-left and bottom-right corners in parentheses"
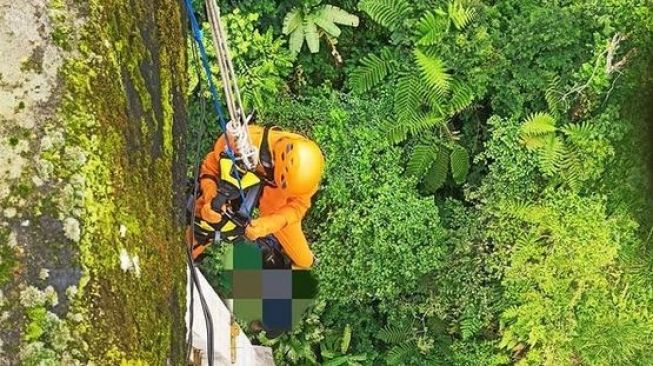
top-left (234, 299), bottom-right (262, 322)
top-left (292, 299), bottom-right (313, 328)
top-left (262, 269), bottom-right (292, 299)
top-left (233, 241), bottom-right (262, 270)
top-left (292, 269), bottom-right (318, 299)
top-left (233, 270), bottom-right (262, 299)
top-left (262, 299), bottom-right (292, 332)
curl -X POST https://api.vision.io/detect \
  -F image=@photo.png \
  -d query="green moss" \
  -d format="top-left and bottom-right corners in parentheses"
top-left (20, 46), bottom-right (45, 74)
top-left (48, 0), bottom-right (72, 51)
top-left (0, 229), bottom-right (15, 286)
top-left (37, 0), bottom-right (188, 363)
top-left (14, 183), bottom-right (32, 199)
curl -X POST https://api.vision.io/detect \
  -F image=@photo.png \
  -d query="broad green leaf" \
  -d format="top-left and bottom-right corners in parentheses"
top-left (314, 16), bottom-right (341, 37)
top-left (304, 19), bottom-right (320, 53)
top-left (341, 324), bottom-right (352, 353)
top-left (282, 9), bottom-right (303, 34)
top-left (322, 5), bottom-right (359, 26)
top-left (288, 27), bottom-right (305, 54)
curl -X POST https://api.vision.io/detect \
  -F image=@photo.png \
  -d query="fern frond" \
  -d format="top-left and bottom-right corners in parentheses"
top-left (520, 112), bottom-right (556, 149)
top-left (447, 0), bottom-right (476, 30)
top-left (424, 146), bottom-right (449, 193)
top-left (416, 74), bottom-right (444, 109)
top-left (314, 5), bottom-right (359, 38)
top-left (384, 119), bottom-right (410, 144)
top-left (520, 112), bottom-right (557, 136)
top-left (538, 135), bottom-right (564, 176)
top-left (410, 113), bottom-right (444, 137)
top-left (414, 49), bottom-right (451, 96)
top-left (460, 316), bottom-right (482, 340)
top-left (407, 145), bottom-right (437, 178)
top-left (521, 135), bottom-right (547, 150)
top-left (560, 122), bottom-right (597, 144)
top-left (498, 200), bottom-right (549, 223)
top-left (377, 324), bottom-right (412, 344)
top-left (545, 75), bottom-right (562, 112)
top-left (448, 80), bottom-right (474, 115)
top-left (386, 343), bottom-right (415, 365)
top-left (559, 146), bottom-right (582, 190)
top-left (394, 72), bottom-right (422, 122)
top-left (359, 0), bottom-right (413, 31)
top-left (450, 144), bottom-right (470, 185)
top-left (415, 11), bottom-right (446, 46)
top-left (350, 48), bottom-right (397, 93)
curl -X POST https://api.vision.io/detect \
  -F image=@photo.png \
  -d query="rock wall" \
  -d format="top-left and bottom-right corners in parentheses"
top-left (0, 0), bottom-right (188, 364)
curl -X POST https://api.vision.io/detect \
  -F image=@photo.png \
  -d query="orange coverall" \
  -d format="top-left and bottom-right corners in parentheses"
top-left (194, 125), bottom-right (323, 269)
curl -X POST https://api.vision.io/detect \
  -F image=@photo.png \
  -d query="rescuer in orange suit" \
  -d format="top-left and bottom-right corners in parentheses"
top-left (190, 125), bottom-right (324, 269)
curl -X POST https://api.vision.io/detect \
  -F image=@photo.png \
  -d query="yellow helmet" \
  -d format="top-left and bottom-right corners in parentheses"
top-left (272, 137), bottom-right (324, 196)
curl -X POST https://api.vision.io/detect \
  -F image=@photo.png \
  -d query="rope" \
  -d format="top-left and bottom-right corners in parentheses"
top-left (183, 0), bottom-right (247, 203)
top-left (205, 0), bottom-right (258, 171)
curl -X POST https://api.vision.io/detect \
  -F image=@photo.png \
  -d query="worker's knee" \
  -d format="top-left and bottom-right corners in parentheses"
top-left (274, 230), bottom-right (313, 269)
top-left (291, 254), bottom-right (314, 269)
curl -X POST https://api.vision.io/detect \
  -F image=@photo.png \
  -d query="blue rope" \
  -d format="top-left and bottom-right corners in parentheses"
top-left (184, 0), bottom-right (248, 205)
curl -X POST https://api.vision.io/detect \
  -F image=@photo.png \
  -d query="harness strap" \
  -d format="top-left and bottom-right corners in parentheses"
top-left (259, 125), bottom-right (280, 185)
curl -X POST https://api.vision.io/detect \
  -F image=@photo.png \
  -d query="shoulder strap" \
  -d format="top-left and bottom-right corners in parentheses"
top-left (259, 126), bottom-right (279, 185)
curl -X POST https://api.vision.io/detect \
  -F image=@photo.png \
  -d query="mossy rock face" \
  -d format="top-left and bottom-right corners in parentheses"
top-left (0, 0), bottom-right (187, 364)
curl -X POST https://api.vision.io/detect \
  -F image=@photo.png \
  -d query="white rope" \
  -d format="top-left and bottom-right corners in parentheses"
top-left (205, 0), bottom-right (258, 170)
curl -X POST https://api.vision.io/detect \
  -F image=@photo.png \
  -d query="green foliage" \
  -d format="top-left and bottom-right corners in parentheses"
top-left (260, 92), bottom-right (445, 299)
top-left (414, 49), bottom-right (451, 96)
top-left (447, 80), bottom-right (474, 115)
top-left (185, 0), bottom-right (653, 365)
top-left (187, 8), bottom-right (294, 117)
top-left (304, 94), bottom-right (445, 300)
top-left (357, 0), bottom-right (413, 32)
top-left (282, 4), bottom-right (359, 55)
top-left (407, 145), bottom-right (437, 178)
top-left (349, 48), bottom-right (397, 94)
top-left (447, 0), bottom-right (476, 30)
top-left (377, 324), bottom-right (411, 344)
top-left (223, 10), bottom-right (295, 112)
top-left (319, 324), bottom-right (368, 365)
top-left (424, 146), bottom-right (449, 193)
top-left (519, 112), bottom-right (556, 148)
top-left (449, 144), bottom-right (469, 185)
top-left (352, 0), bottom-right (479, 192)
top-left (494, 191), bottom-right (653, 365)
top-left (518, 111), bottom-right (614, 189)
top-left (416, 11), bottom-right (447, 46)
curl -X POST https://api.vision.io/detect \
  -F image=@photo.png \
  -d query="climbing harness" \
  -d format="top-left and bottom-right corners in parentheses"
top-left (189, 126), bottom-right (280, 258)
